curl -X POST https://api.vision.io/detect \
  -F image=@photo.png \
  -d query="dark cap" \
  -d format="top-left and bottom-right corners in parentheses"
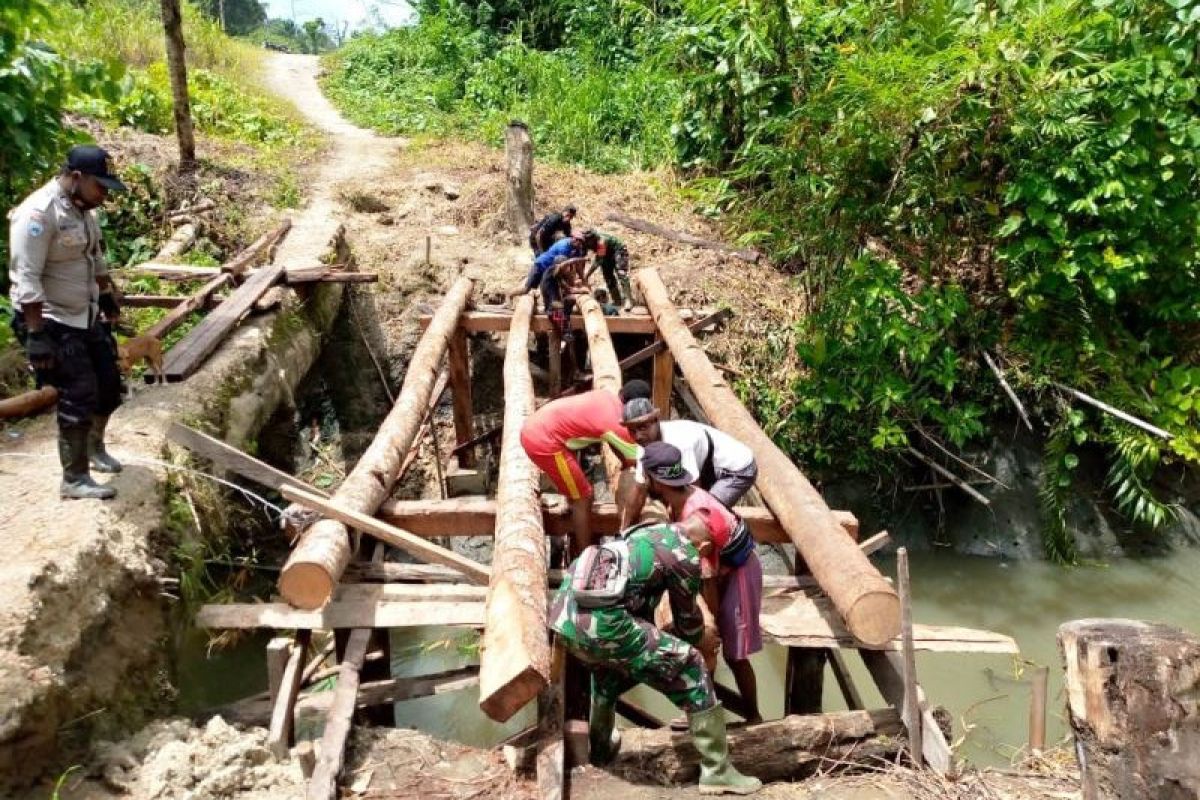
top-left (622, 397), bottom-right (657, 424)
top-left (641, 441), bottom-right (694, 487)
top-left (66, 145), bottom-right (127, 192)
top-left (565, 204), bottom-right (577, 215)
top-left (620, 379), bottom-right (651, 403)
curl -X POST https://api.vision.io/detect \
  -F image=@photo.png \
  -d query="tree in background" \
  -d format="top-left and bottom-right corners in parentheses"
top-left (159, 0), bottom-right (196, 167)
top-left (195, 0), bottom-right (267, 35)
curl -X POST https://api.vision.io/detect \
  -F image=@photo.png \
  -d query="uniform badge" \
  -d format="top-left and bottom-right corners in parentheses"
top-left (27, 211), bottom-right (45, 238)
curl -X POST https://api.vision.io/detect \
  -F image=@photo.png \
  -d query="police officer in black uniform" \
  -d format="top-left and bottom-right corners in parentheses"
top-left (8, 145), bottom-right (127, 499)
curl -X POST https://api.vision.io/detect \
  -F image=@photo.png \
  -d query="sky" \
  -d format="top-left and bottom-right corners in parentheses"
top-left (260, 0), bottom-right (414, 31)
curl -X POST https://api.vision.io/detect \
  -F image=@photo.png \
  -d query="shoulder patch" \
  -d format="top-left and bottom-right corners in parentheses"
top-left (27, 218), bottom-right (45, 238)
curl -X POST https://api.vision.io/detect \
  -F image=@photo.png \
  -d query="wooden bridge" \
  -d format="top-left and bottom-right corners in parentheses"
top-left (186, 268), bottom-right (1018, 799)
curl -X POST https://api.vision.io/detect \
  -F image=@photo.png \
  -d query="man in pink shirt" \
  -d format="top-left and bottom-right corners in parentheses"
top-left (641, 441), bottom-right (763, 724)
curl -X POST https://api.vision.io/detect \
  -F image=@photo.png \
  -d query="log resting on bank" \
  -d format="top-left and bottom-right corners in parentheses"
top-left (479, 295), bottom-right (551, 722)
top-left (610, 709), bottom-right (904, 785)
top-left (635, 268), bottom-right (899, 646)
top-left (278, 275), bottom-right (474, 609)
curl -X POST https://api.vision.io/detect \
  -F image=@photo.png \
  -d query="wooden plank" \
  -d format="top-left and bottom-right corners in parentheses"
top-left (168, 422), bottom-right (317, 494)
top-left (860, 650), bottom-right (954, 775)
top-left (420, 309), bottom-right (699, 335)
top-left (761, 591), bottom-right (1018, 653)
top-left (308, 627), bottom-right (370, 800)
top-left (122, 262), bottom-right (219, 278)
top-left (536, 644), bottom-right (566, 800)
top-left (268, 630), bottom-right (309, 759)
top-left (897, 548), bottom-right (922, 768)
top-left (447, 329), bottom-right (475, 468)
top-left (266, 637), bottom-right (292, 709)
top-left (161, 262), bottom-right (286, 381)
top-left (283, 267), bottom-right (378, 284)
top-left (224, 219), bottom-right (291, 276)
top-left (618, 308), bottom-right (731, 372)
top-left (123, 294), bottom-right (203, 308)
top-left (144, 272), bottom-right (232, 342)
top-left (196, 600), bottom-right (486, 629)
top-left (281, 486), bottom-right (492, 586)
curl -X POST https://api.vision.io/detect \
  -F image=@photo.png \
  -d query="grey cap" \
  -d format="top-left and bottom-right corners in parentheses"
top-left (622, 397), bottom-right (657, 424)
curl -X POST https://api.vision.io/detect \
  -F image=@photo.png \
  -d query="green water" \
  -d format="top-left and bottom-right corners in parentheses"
top-left (180, 548), bottom-right (1200, 767)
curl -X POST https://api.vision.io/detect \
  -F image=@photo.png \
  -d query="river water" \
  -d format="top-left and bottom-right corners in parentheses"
top-left (179, 545), bottom-right (1200, 768)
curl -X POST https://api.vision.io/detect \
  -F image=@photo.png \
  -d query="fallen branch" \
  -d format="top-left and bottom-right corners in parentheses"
top-left (605, 211), bottom-right (761, 264)
top-left (913, 425), bottom-right (1009, 490)
top-left (905, 446), bottom-right (991, 507)
top-left (1053, 382), bottom-right (1173, 441)
top-left (982, 351), bottom-right (1034, 432)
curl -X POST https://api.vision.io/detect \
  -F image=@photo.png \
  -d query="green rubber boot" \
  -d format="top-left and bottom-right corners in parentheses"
top-left (589, 700), bottom-right (621, 766)
top-left (60, 425), bottom-right (117, 500)
top-left (688, 704), bottom-right (761, 795)
top-left (88, 414), bottom-right (123, 473)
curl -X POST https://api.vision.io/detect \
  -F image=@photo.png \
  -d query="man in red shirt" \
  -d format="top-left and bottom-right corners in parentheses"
top-left (520, 389), bottom-right (639, 555)
top-left (641, 441), bottom-right (763, 724)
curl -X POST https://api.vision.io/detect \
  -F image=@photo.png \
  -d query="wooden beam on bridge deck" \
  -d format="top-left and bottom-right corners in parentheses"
top-left (479, 295), bottom-right (551, 723)
top-left (419, 308), bottom-right (699, 335)
top-left (637, 268), bottom-right (900, 647)
top-left (447, 328), bottom-right (476, 468)
top-left (280, 276), bottom-right (475, 610)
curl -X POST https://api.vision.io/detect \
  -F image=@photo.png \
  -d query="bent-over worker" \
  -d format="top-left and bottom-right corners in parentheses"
top-left (641, 441), bottom-right (764, 725)
top-left (519, 389), bottom-right (638, 555)
top-left (582, 229), bottom-right (632, 310)
top-left (508, 233), bottom-right (585, 304)
top-left (529, 204), bottom-right (577, 254)
top-left (7, 145), bottom-right (128, 500)
top-left (550, 520), bottom-right (762, 794)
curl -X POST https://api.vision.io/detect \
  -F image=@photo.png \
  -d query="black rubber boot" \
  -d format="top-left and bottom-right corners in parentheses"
top-left (60, 425), bottom-right (117, 500)
top-left (88, 414), bottom-right (123, 473)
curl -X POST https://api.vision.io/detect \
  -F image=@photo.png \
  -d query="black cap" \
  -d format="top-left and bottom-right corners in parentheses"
top-left (565, 204), bottom-right (577, 214)
top-left (66, 145), bottom-right (127, 192)
top-left (620, 379), bottom-right (651, 403)
top-left (641, 441), bottom-right (694, 487)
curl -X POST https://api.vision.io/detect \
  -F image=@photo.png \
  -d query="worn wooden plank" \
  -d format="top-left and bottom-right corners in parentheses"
top-left (266, 637), bottom-right (292, 709)
top-left (281, 486), bottom-right (492, 585)
top-left (860, 649), bottom-right (954, 775)
top-left (144, 272), bottom-right (232, 342)
top-left (168, 422), bottom-right (316, 494)
top-left (283, 267), bottom-right (378, 284)
top-left (161, 262), bottom-right (286, 381)
top-left (447, 329), bottom-right (475, 468)
top-left (897, 548), bottom-right (923, 768)
top-left (224, 219), bottom-right (291, 276)
top-left (308, 627), bottom-right (370, 800)
top-left (537, 644), bottom-right (566, 800)
top-left (196, 600), bottom-right (486, 629)
top-left (268, 630), bottom-right (310, 759)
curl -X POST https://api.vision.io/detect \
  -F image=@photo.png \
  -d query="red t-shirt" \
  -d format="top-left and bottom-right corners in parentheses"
top-left (520, 389), bottom-right (638, 459)
top-left (679, 486), bottom-right (738, 572)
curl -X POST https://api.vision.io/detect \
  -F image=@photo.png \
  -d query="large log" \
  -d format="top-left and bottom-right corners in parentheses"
top-left (0, 387), bottom-right (56, 419)
top-left (636, 268), bottom-right (899, 647)
top-left (279, 276), bottom-right (475, 609)
top-left (604, 211), bottom-right (761, 264)
top-left (610, 709), bottom-right (904, 785)
top-left (505, 122), bottom-right (534, 236)
top-left (1059, 619), bottom-right (1200, 800)
top-left (577, 294), bottom-right (626, 497)
top-left (479, 296), bottom-right (550, 722)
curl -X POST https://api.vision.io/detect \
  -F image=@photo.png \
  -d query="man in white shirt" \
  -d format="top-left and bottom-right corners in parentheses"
top-left (619, 388), bottom-right (759, 525)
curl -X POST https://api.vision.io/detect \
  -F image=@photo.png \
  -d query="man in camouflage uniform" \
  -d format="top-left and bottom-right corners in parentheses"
top-left (549, 521), bottom-right (761, 795)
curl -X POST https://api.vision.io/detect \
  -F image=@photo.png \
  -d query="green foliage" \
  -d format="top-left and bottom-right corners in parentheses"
top-left (322, 1), bottom-right (676, 171)
top-left (194, 0), bottom-right (267, 35)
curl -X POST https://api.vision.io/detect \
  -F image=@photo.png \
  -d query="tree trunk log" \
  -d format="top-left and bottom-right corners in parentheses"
top-left (154, 222), bottom-right (197, 261)
top-left (1059, 618), bottom-right (1200, 800)
top-left (577, 294), bottom-right (625, 497)
top-left (635, 268), bottom-right (899, 646)
top-left (479, 295), bottom-right (550, 723)
top-left (505, 122), bottom-right (534, 236)
top-left (0, 387), bottom-right (56, 419)
top-left (159, 0), bottom-right (196, 168)
top-left (611, 709), bottom-right (904, 785)
top-left (278, 276), bottom-right (474, 609)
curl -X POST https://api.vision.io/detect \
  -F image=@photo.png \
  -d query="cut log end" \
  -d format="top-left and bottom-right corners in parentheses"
top-left (277, 564), bottom-right (334, 611)
top-left (846, 591), bottom-right (902, 647)
top-left (479, 667), bottom-right (549, 724)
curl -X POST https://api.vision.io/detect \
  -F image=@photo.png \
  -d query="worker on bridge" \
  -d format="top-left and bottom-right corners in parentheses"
top-left (618, 382), bottom-right (759, 518)
top-left (639, 440), bottom-right (764, 726)
top-left (508, 232), bottom-right (587, 305)
top-left (519, 388), bottom-right (638, 556)
top-left (582, 229), bottom-right (632, 310)
top-left (549, 519), bottom-right (762, 795)
top-left (7, 145), bottom-right (127, 500)
top-left (528, 203), bottom-right (577, 254)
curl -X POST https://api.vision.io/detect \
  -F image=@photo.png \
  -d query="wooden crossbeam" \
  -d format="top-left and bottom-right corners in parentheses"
top-left (144, 272), bottom-right (232, 342)
top-left (196, 599), bottom-right (486, 629)
top-left (160, 262), bottom-right (286, 381)
top-left (267, 630), bottom-right (310, 758)
top-left (420, 309), bottom-right (700, 335)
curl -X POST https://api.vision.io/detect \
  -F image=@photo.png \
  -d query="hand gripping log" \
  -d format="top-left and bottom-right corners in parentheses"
top-left (635, 268), bottom-right (899, 646)
top-left (278, 275), bottom-right (475, 609)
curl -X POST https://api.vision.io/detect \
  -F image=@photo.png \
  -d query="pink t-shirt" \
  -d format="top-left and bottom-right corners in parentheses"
top-left (679, 486), bottom-right (738, 572)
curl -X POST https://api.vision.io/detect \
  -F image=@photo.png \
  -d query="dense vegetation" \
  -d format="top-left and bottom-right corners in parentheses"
top-left (326, 0), bottom-right (1200, 558)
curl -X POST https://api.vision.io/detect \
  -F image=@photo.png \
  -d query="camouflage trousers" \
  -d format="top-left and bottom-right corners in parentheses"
top-left (552, 600), bottom-right (715, 713)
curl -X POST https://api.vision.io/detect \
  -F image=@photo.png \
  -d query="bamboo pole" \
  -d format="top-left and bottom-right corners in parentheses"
top-left (278, 275), bottom-right (475, 609)
top-left (1029, 664), bottom-right (1048, 754)
top-left (479, 295), bottom-right (550, 722)
top-left (636, 268), bottom-right (899, 646)
top-left (1053, 382), bottom-right (1174, 440)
